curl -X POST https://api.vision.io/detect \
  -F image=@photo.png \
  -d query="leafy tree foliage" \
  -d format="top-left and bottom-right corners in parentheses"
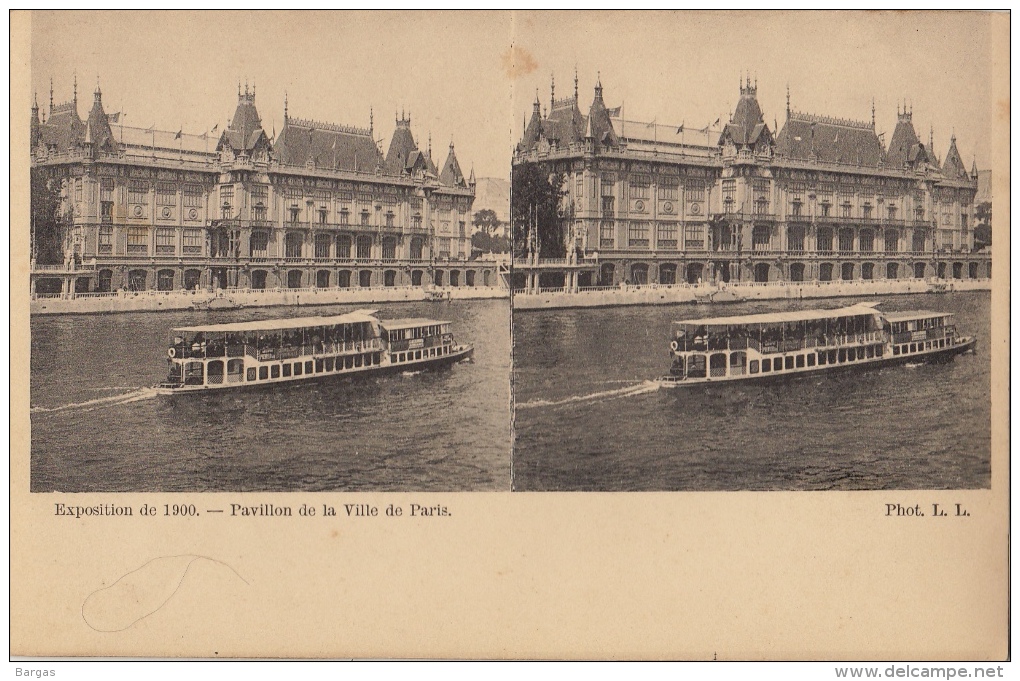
top-left (31, 168), bottom-right (69, 265)
top-left (511, 164), bottom-right (566, 259)
top-left (973, 201), bottom-right (991, 250)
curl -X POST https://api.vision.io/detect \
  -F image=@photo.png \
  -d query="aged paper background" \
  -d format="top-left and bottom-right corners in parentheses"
top-left (10, 10), bottom-right (1009, 659)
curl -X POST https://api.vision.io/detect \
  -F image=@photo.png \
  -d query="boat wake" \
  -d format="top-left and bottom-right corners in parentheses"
top-left (31, 387), bottom-right (159, 414)
top-left (401, 370), bottom-right (424, 377)
top-left (517, 380), bottom-right (661, 410)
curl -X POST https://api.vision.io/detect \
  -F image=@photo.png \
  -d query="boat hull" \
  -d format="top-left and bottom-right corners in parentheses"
top-left (655, 337), bottom-right (975, 388)
top-left (155, 344), bottom-right (473, 395)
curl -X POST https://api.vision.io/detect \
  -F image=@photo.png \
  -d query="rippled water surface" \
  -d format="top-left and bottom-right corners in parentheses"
top-left (31, 299), bottom-right (510, 492)
top-left (512, 293), bottom-right (991, 491)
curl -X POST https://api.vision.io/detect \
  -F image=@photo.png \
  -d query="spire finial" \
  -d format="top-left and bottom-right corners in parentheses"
top-left (245, 79), bottom-right (249, 96)
top-left (238, 81), bottom-right (241, 98)
top-left (871, 98), bottom-right (875, 128)
top-left (369, 106), bottom-right (373, 133)
top-left (72, 71), bottom-right (77, 105)
top-left (49, 78), bottom-right (53, 113)
top-left (574, 65), bottom-right (579, 102)
top-left (550, 72), bottom-right (555, 109)
top-left (428, 131), bottom-right (432, 157)
top-left (284, 91), bottom-right (288, 121)
top-left (786, 83), bottom-right (791, 117)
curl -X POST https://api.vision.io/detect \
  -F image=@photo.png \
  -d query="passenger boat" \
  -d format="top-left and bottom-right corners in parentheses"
top-left (155, 309), bottom-right (472, 394)
top-left (656, 303), bottom-right (975, 387)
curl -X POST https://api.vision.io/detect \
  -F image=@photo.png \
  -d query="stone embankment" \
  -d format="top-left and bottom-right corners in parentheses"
top-left (512, 278), bottom-right (991, 311)
top-left (31, 285), bottom-right (508, 315)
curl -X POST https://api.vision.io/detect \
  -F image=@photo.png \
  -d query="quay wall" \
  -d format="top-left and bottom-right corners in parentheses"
top-left (31, 285), bottom-right (508, 315)
top-left (513, 279), bottom-right (991, 311)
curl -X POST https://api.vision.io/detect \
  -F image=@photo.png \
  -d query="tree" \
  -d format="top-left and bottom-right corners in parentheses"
top-left (471, 230), bottom-right (510, 256)
top-left (973, 201), bottom-right (992, 250)
top-left (31, 167), bottom-right (69, 265)
top-left (472, 209), bottom-right (502, 235)
top-left (511, 163), bottom-right (566, 259)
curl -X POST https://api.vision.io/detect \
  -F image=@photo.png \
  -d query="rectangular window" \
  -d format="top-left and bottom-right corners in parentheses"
top-left (385, 212), bottom-right (395, 228)
top-left (439, 237), bottom-right (451, 258)
top-left (685, 182), bottom-right (705, 203)
top-left (629, 174), bottom-right (650, 199)
top-left (361, 211), bottom-right (370, 226)
top-left (576, 174), bottom-right (583, 198)
top-left (684, 224), bottom-right (705, 250)
top-left (762, 358), bottom-right (771, 372)
top-left (339, 209), bottom-right (350, 226)
top-left (75, 178), bottom-right (83, 202)
top-left (601, 196), bottom-right (615, 216)
top-left (100, 179), bottom-right (114, 202)
top-left (127, 226), bottom-right (148, 254)
top-left (156, 182), bottom-right (177, 206)
top-left (601, 175), bottom-right (615, 196)
top-left (183, 184), bottom-right (203, 208)
top-left (458, 221), bottom-right (466, 237)
top-left (628, 221), bottom-right (650, 248)
top-left (658, 179), bottom-right (678, 201)
top-left (722, 180), bottom-right (736, 212)
top-left (796, 354), bottom-right (805, 368)
top-left (98, 225), bottom-right (113, 254)
top-left (155, 228), bottom-right (175, 254)
top-left (807, 353), bottom-right (816, 367)
top-left (749, 360), bottom-right (759, 374)
top-left (182, 228), bottom-right (203, 254)
top-left (128, 180), bottom-right (148, 205)
top-left (656, 223), bottom-right (678, 249)
top-left (600, 221), bottom-right (615, 248)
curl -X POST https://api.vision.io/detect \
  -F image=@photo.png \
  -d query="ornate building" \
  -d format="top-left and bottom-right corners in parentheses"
top-left (31, 79), bottom-right (491, 295)
top-left (512, 74), bottom-right (991, 290)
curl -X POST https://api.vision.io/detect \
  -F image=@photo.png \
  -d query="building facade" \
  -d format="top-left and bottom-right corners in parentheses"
top-left (512, 75), bottom-right (991, 290)
top-left (31, 80), bottom-right (495, 296)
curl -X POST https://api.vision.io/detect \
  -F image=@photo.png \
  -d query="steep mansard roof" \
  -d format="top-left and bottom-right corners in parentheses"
top-left (885, 112), bottom-right (936, 169)
top-left (218, 88), bottom-right (269, 154)
top-left (275, 117), bottom-right (382, 172)
top-left (940, 135), bottom-right (968, 180)
top-left (384, 119), bottom-right (419, 173)
top-left (439, 142), bottom-right (466, 187)
top-left (718, 83), bottom-right (772, 149)
top-left (775, 112), bottom-right (885, 167)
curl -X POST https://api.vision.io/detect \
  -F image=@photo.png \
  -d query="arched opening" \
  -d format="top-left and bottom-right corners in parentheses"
top-left (285, 231), bottom-right (304, 259)
top-left (886, 263), bottom-right (899, 280)
top-left (816, 226), bottom-right (834, 252)
top-left (381, 236), bottom-right (397, 261)
top-left (315, 233), bottom-right (332, 260)
top-left (35, 278), bottom-right (62, 294)
top-left (599, 263), bottom-right (616, 286)
top-left (838, 228), bottom-right (854, 252)
top-left (227, 359), bottom-right (245, 384)
top-left (952, 262), bottom-right (963, 279)
top-left (577, 271), bottom-right (593, 288)
top-left (211, 268), bottom-right (227, 290)
top-left (482, 270), bottom-right (491, 286)
top-left (287, 270), bottom-right (303, 288)
top-left (183, 269), bottom-right (202, 291)
top-left (465, 270), bottom-right (476, 287)
top-left (250, 231), bottom-right (269, 258)
top-left (316, 270), bottom-right (330, 288)
top-left (336, 235), bottom-right (352, 259)
top-left (337, 270), bottom-right (352, 288)
top-left (630, 263), bottom-right (649, 285)
top-left (885, 229), bottom-right (899, 253)
top-left (913, 262), bottom-right (926, 279)
top-left (659, 263), bottom-right (677, 285)
top-left (686, 262), bottom-right (704, 284)
top-left (538, 272), bottom-right (564, 288)
top-left (359, 270), bottom-right (373, 287)
top-left (207, 360), bottom-right (225, 385)
top-left (128, 269), bottom-right (148, 291)
top-left (714, 261), bottom-right (731, 283)
top-left (98, 269), bottom-right (114, 293)
top-left (450, 270), bottom-right (461, 287)
top-left (384, 270), bottom-right (397, 287)
top-left (74, 277), bottom-right (91, 294)
top-left (156, 269), bottom-right (175, 291)
top-left (356, 235), bottom-right (372, 259)
top-left (841, 262), bottom-right (854, 281)
top-left (969, 262), bottom-right (979, 279)
top-left (434, 270), bottom-right (445, 287)
top-left (251, 270), bottom-right (268, 290)
top-left (410, 237), bottom-right (424, 261)
top-left (789, 263), bottom-right (805, 282)
top-left (937, 262), bottom-right (947, 279)
top-left (819, 263), bottom-right (834, 281)
top-left (861, 263), bottom-right (874, 280)
top-left (411, 270), bottom-right (423, 286)
top-left (729, 351), bottom-right (747, 377)
top-left (754, 262), bottom-right (770, 283)
top-left (859, 229), bottom-right (874, 253)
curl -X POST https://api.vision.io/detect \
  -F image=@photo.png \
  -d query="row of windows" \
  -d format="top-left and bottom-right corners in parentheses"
top-left (891, 338), bottom-right (951, 355)
top-left (391, 345), bottom-right (454, 364)
top-left (747, 344), bottom-right (885, 374)
top-left (237, 352), bottom-right (383, 384)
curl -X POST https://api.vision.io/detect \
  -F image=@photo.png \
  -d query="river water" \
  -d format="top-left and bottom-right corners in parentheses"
top-left (31, 299), bottom-right (510, 492)
top-left (512, 292), bottom-right (991, 491)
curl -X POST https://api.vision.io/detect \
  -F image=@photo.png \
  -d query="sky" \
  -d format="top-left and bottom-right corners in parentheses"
top-left (31, 11), bottom-right (1001, 180)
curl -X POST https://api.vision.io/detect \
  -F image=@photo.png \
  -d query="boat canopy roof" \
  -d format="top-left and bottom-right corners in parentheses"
top-left (380, 318), bottom-right (451, 331)
top-left (674, 304), bottom-right (882, 329)
top-left (882, 310), bottom-right (954, 322)
top-left (173, 309), bottom-right (380, 334)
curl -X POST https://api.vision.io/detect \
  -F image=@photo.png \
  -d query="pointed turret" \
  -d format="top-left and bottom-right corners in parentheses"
top-left (718, 76), bottom-right (771, 152)
top-left (30, 92), bottom-right (41, 149)
top-left (83, 83), bottom-right (117, 153)
top-left (468, 165), bottom-right (476, 187)
top-left (218, 81), bottom-right (269, 156)
top-left (384, 111), bottom-right (419, 174)
top-left (439, 141), bottom-right (466, 187)
top-left (584, 74), bottom-right (619, 150)
top-left (971, 158), bottom-right (979, 179)
top-left (941, 134), bottom-right (968, 180)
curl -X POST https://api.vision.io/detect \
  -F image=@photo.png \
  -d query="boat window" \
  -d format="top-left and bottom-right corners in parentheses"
top-left (807, 354), bottom-right (816, 367)
top-left (294, 362), bottom-right (303, 376)
top-left (355, 355), bottom-right (363, 368)
top-left (207, 360), bottom-right (224, 384)
top-left (271, 365), bottom-right (280, 379)
top-left (909, 343), bottom-right (916, 353)
top-left (283, 364), bottom-right (292, 377)
top-left (227, 359), bottom-right (244, 383)
top-left (762, 358), bottom-right (771, 372)
top-left (828, 350), bottom-right (837, 364)
top-left (246, 368), bottom-right (256, 381)
top-left (305, 361), bottom-right (314, 374)
top-left (259, 366), bottom-right (269, 380)
top-left (325, 358), bottom-right (335, 371)
top-left (847, 348), bottom-right (856, 362)
top-left (876, 345), bottom-right (884, 356)
top-left (415, 350), bottom-right (422, 360)
top-left (316, 359), bottom-right (324, 373)
top-left (784, 356), bottom-right (794, 370)
top-left (749, 360), bottom-right (759, 374)
top-left (796, 355), bottom-right (805, 368)
top-left (184, 362), bottom-right (204, 386)
top-left (817, 352), bottom-right (826, 365)
top-left (866, 346), bottom-right (875, 359)
top-left (838, 349), bottom-right (846, 363)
